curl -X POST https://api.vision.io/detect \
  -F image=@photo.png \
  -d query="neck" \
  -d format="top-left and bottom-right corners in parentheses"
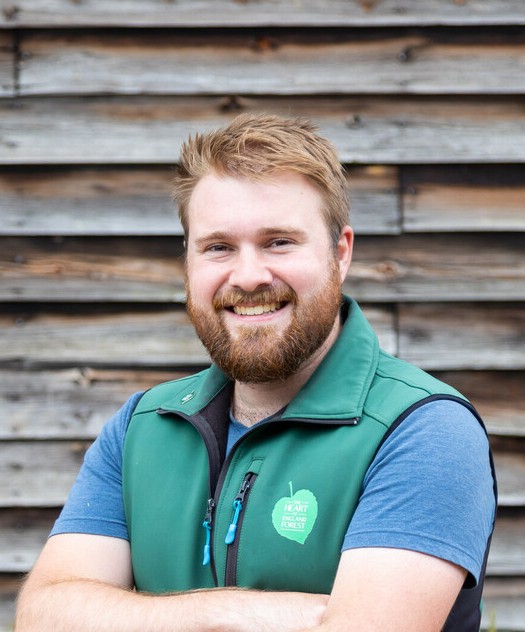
top-left (232, 316), bottom-right (341, 426)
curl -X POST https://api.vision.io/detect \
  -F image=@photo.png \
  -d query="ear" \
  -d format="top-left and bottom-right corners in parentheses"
top-left (336, 225), bottom-right (354, 283)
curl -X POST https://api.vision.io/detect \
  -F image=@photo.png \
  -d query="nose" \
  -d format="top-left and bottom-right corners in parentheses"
top-left (228, 247), bottom-right (273, 292)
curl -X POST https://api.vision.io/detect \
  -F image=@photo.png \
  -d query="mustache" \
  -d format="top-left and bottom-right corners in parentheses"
top-left (213, 285), bottom-right (297, 310)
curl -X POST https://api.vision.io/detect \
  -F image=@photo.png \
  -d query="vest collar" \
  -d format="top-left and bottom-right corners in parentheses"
top-left (282, 296), bottom-right (379, 421)
top-left (159, 296), bottom-right (379, 422)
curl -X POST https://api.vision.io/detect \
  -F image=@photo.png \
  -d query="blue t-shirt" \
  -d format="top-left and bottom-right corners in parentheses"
top-left (51, 395), bottom-right (495, 585)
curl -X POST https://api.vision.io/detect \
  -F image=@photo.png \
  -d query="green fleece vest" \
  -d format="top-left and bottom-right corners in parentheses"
top-left (123, 299), bottom-right (471, 595)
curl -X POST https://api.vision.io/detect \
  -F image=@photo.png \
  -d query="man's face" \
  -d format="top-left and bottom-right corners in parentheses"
top-left (185, 171), bottom-right (352, 383)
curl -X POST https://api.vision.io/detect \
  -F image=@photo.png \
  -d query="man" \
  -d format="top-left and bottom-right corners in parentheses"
top-left (16, 114), bottom-right (496, 631)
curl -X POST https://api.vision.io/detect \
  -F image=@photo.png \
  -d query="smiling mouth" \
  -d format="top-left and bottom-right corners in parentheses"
top-left (231, 301), bottom-right (285, 316)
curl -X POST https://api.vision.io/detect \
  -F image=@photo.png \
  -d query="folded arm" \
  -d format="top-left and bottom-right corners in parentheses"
top-left (305, 546), bottom-right (467, 632)
top-left (15, 533), bottom-right (328, 632)
top-left (16, 535), bottom-right (465, 632)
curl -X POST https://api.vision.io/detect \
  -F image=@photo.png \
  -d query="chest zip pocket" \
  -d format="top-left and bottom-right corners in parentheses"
top-left (224, 458), bottom-right (263, 586)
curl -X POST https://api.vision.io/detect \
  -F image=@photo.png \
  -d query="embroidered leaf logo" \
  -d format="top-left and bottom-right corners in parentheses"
top-left (271, 482), bottom-right (318, 545)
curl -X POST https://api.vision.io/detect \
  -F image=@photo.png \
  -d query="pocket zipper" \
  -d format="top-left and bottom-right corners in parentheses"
top-left (224, 471), bottom-right (258, 585)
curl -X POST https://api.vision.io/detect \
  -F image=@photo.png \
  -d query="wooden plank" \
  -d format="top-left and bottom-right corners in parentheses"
top-left (0, 309), bottom-right (210, 368)
top-left (432, 371), bottom-right (525, 438)
top-left (0, 306), bottom-right (397, 369)
top-left (349, 233), bottom-right (525, 302)
top-left (0, 441), bottom-right (518, 508)
top-left (493, 453), bottom-right (525, 508)
top-left (1, 369), bottom-right (524, 440)
top-left (482, 578), bottom-right (525, 632)
top-left (17, 29), bottom-right (525, 97)
top-left (403, 165), bottom-right (525, 232)
top-left (0, 368), bottom-right (186, 440)
top-left (398, 304), bottom-right (525, 370)
top-left (0, 165), bottom-right (399, 236)
top-left (0, 32), bottom-right (14, 97)
top-left (0, 167), bottom-right (182, 236)
top-left (349, 166), bottom-right (400, 234)
top-left (2, 0), bottom-right (525, 27)
top-left (1, 96), bottom-right (525, 165)
top-left (0, 237), bottom-right (187, 303)
top-left (488, 515), bottom-right (525, 575)
top-left (2, 232), bottom-right (525, 303)
top-left (0, 442), bottom-right (90, 508)
top-left (0, 510), bottom-right (58, 572)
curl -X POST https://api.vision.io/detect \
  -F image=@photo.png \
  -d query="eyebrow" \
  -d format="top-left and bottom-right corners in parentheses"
top-left (259, 226), bottom-right (309, 239)
top-left (193, 226), bottom-right (309, 249)
top-left (193, 231), bottom-right (230, 249)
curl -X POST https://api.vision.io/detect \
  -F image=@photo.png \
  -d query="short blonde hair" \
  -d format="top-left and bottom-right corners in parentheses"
top-left (172, 113), bottom-right (349, 247)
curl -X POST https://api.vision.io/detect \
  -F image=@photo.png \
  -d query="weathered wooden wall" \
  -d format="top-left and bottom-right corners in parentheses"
top-left (1, 1), bottom-right (524, 629)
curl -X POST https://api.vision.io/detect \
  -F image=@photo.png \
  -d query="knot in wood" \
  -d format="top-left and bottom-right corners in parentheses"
top-left (398, 48), bottom-right (413, 63)
top-left (253, 36), bottom-right (278, 53)
top-left (377, 261), bottom-right (400, 278)
top-left (2, 5), bottom-right (19, 21)
top-left (218, 95), bottom-right (245, 113)
top-left (359, 0), bottom-right (379, 11)
top-left (346, 115), bottom-right (362, 129)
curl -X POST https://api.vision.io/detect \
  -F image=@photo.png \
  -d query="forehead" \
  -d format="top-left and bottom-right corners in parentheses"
top-left (187, 171), bottom-right (327, 237)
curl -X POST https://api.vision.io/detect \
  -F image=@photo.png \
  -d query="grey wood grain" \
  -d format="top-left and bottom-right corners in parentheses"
top-left (0, 166), bottom-right (399, 236)
top-left (2, 97), bottom-right (525, 165)
top-left (3, 0), bottom-right (525, 27)
top-left (403, 166), bottom-right (525, 232)
top-left (0, 32), bottom-right (14, 97)
top-left (398, 304), bottom-right (525, 370)
top-left (17, 30), bottom-right (525, 96)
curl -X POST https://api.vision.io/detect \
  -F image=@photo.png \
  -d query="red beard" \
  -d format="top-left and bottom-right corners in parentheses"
top-left (186, 260), bottom-right (343, 384)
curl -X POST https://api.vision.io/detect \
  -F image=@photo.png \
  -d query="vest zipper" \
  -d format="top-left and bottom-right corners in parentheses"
top-left (224, 471), bottom-right (258, 586)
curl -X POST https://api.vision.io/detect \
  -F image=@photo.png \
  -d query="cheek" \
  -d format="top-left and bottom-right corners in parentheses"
top-left (186, 264), bottom-right (223, 304)
top-left (282, 259), bottom-right (334, 292)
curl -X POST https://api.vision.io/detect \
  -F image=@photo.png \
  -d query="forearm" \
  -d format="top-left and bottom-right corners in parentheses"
top-left (15, 577), bottom-right (327, 632)
top-left (16, 578), bottom-right (202, 632)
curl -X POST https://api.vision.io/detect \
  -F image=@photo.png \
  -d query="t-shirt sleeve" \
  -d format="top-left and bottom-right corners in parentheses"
top-left (49, 391), bottom-right (145, 540)
top-left (342, 399), bottom-right (496, 586)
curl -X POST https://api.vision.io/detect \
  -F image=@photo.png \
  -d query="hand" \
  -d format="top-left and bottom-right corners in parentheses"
top-left (222, 589), bottom-right (328, 632)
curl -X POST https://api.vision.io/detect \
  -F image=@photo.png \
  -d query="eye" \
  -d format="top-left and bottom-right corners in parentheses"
top-left (268, 238), bottom-right (295, 248)
top-left (205, 243), bottom-right (232, 253)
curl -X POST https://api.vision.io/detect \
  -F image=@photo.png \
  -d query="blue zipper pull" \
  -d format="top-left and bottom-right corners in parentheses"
top-left (202, 520), bottom-right (212, 565)
top-left (225, 499), bottom-right (243, 544)
top-left (202, 498), bottom-right (215, 566)
top-left (225, 475), bottom-right (253, 545)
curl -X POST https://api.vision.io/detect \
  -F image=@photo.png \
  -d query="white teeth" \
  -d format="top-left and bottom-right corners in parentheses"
top-left (233, 302), bottom-right (281, 316)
